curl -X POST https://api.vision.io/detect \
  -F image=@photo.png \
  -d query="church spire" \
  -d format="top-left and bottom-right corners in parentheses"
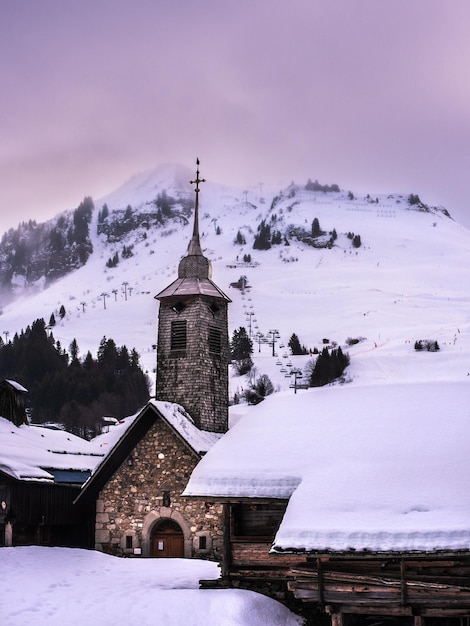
top-left (187, 158), bottom-right (206, 256)
top-left (177, 158), bottom-right (211, 280)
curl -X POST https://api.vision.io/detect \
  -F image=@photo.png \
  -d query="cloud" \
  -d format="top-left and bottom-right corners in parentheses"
top-left (1, 0), bottom-right (469, 232)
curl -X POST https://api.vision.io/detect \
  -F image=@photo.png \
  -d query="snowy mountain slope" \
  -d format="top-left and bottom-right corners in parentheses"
top-left (1, 165), bottom-right (469, 399)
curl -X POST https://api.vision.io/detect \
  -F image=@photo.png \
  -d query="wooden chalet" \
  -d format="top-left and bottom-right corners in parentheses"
top-left (0, 468), bottom-right (96, 548)
top-left (0, 380), bottom-right (102, 547)
top-left (0, 379), bottom-right (28, 427)
top-left (184, 381), bottom-right (470, 625)
top-left (196, 498), bottom-right (470, 624)
top-left (208, 498), bottom-right (306, 603)
top-left (284, 551), bottom-right (470, 624)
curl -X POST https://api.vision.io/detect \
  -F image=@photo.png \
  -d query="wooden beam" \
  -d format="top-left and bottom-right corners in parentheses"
top-left (325, 604), bottom-right (470, 617)
top-left (328, 605), bottom-right (411, 616)
top-left (325, 607), bottom-right (345, 626)
top-left (317, 558), bottom-right (325, 605)
top-left (221, 503), bottom-right (231, 578)
top-left (400, 558), bottom-right (408, 606)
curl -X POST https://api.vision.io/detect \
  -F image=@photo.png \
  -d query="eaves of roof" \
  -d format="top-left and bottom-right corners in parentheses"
top-left (155, 277), bottom-right (231, 302)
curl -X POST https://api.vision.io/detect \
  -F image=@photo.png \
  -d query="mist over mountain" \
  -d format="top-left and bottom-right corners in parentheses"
top-left (0, 164), bottom-right (454, 298)
top-left (0, 197), bottom-right (94, 302)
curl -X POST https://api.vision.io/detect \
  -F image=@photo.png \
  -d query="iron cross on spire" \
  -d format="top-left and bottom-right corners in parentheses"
top-left (190, 158), bottom-right (206, 195)
top-left (187, 159), bottom-right (206, 253)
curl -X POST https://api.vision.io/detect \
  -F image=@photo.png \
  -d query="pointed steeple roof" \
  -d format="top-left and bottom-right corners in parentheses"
top-left (155, 159), bottom-right (230, 302)
top-left (186, 158), bottom-right (204, 257)
top-left (177, 158), bottom-right (211, 280)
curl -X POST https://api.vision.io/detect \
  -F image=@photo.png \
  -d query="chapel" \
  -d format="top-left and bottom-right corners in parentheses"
top-left (76, 160), bottom-right (231, 559)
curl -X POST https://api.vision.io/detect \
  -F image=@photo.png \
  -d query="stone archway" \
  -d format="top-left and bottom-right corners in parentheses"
top-left (151, 519), bottom-right (184, 558)
top-left (142, 509), bottom-right (192, 558)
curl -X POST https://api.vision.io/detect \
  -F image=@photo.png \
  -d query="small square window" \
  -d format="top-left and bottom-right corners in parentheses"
top-left (198, 535), bottom-right (207, 550)
top-left (125, 535), bottom-right (133, 549)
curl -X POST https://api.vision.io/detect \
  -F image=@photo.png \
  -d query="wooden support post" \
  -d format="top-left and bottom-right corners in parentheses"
top-left (400, 558), bottom-right (408, 606)
top-left (317, 558), bottom-right (325, 605)
top-left (330, 612), bottom-right (344, 626)
top-left (221, 503), bottom-right (231, 578)
top-left (5, 521), bottom-right (13, 546)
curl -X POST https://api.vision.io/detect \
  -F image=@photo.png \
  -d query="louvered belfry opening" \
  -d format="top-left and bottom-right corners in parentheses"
top-left (170, 320), bottom-right (187, 352)
top-left (208, 326), bottom-right (222, 354)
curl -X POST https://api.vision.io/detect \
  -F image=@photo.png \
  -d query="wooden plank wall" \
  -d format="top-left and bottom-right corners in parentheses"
top-left (288, 555), bottom-right (470, 617)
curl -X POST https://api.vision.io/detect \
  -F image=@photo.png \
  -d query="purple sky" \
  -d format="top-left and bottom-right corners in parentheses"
top-left (1, 0), bottom-right (470, 233)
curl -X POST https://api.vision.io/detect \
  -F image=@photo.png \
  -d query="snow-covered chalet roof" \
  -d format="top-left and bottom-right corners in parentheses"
top-left (184, 380), bottom-right (470, 554)
top-left (0, 417), bottom-right (104, 483)
top-left (4, 379), bottom-right (28, 393)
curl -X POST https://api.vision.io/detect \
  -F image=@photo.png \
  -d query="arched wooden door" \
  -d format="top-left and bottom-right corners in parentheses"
top-left (151, 519), bottom-right (184, 558)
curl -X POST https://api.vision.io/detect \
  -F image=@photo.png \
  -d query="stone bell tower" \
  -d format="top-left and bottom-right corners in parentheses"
top-left (154, 160), bottom-right (231, 433)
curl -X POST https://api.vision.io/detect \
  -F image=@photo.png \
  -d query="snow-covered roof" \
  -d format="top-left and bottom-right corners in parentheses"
top-left (88, 412), bottom-right (141, 457)
top-left (184, 380), bottom-right (470, 553)
top-left (88, 400), bottom-right (221, 475)
top-left (4, 379), bottom-right (28, 393)
top-left (0, 392), bottom-right (221, 492)
top-left (151, 400), bottom-right (222, 454)
top-left (0, 417), bottom-right (104, 482)
top-left (76, 400), bottom-right (222, 502)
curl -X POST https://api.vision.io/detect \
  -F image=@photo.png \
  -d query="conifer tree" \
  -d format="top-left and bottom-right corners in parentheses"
top-left (308, 347), bottom-right (350, 387)
top-left (352, 234), bottom-right (362, 248)
top-left (0, 320), bottom-right (150, 436)
top-left (70, 338), bottom-right (80, 365)
top-left (288, 333), bottom-right (306, 355)
top-left (230, 327), bottom-right (254, 375)
top-left (312, 217), bottom-right (321, 237)
top-left (230, 327), bottom-right (253, 360)
top-left (253, 220), bottom-right (271, 250)
top-left (235, 230), bottom-right (246, 245)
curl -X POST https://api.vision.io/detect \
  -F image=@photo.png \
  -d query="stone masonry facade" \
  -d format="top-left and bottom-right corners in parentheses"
top-left (95, 416), bottom-right (224, 559)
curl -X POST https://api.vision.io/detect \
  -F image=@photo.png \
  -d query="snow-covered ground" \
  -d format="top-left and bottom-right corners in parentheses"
top-left (1, 547), bottom-right (303, 626)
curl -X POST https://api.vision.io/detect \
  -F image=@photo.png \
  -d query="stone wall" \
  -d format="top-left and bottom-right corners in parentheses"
top-left (95, 415), bottom-right (224, 560)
